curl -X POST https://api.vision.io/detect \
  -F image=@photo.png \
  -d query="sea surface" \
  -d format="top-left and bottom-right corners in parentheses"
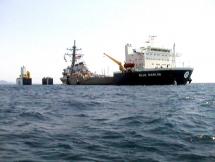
top-left (0, 84), bottom-right (215, 162)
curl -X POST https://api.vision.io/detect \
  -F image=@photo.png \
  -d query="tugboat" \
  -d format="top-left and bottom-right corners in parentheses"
top-left (60, 40), bottom-right (113, 85)
top-left (16, 66), bottom-right (32, 85)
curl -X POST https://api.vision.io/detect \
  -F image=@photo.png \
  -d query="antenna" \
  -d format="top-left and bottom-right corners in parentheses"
top-left (172, 43), bottom-right (176, 67)
top-left (146, 35), bottom-right (157, 47)
top-left (173, 42), bottom-right (175, 55)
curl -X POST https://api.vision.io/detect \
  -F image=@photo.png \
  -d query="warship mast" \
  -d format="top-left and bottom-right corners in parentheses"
top-left (65, 40), bottom-right (81, 72)
top-left (72, 40), bottom-right (76, 69)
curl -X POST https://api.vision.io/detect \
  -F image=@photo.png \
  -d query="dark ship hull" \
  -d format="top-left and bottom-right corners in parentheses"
top-left (16, 78), bottom-right (32, 85)
top-left (61, 68), bottom-right (193, 85)
top-left (61, 76), bottom-right (114, 85)
top-left (114, 68), bottom-right (193, 85)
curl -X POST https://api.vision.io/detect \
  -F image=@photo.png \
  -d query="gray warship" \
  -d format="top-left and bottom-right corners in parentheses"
top-left (60, 41), bottom-right (113, 85)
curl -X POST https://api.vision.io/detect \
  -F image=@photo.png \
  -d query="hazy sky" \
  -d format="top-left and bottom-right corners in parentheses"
top-left (0, 0), bottom-right (215, 83)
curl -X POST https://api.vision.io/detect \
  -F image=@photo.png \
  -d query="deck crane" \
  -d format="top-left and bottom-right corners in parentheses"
top-left (104, 53), bottom-right (126, 72)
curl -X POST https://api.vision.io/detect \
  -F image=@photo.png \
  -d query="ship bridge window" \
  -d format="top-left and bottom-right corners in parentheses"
top-left (151, 48), bottom-right (170, 52)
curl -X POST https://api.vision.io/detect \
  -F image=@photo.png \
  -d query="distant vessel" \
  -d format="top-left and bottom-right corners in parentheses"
top-left (60, 41), bottom-right (113, 85)
top-left (16, 66), bottom-right (32, 85)
top-left (42, 77), bottom-right (53, 85)
top-left (61, 38), bottom-right (193, 85)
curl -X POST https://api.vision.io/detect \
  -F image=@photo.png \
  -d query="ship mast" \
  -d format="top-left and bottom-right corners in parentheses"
top-left (65, 40), bottom-right (81, 72)
top-left (72, 40), bottom-right (76, 69)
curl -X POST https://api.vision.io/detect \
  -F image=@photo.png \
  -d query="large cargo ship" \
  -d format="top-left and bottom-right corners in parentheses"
top-left (61, 39), bottom-right (193, 85)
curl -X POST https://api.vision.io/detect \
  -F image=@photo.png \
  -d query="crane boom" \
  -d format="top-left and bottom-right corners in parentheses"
top-left (104, 53), bottom-right (125, 72)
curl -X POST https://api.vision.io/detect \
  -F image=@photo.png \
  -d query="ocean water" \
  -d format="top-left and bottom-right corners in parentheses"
top-left (0, 84), bottom-right (215, 162)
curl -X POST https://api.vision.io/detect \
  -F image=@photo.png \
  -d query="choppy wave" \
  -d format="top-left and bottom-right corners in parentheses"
top-left (0, 84), bottom-right (215, 161)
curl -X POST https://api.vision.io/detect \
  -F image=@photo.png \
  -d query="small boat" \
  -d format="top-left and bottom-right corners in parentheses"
top-left (42, 77), bottom-right (53, 85)
top-left (16, 66), bottom-right (32, 85)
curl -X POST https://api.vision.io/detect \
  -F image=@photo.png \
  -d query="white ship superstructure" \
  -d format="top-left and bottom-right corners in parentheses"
top-left (125, 37), bottom-right (176, 70)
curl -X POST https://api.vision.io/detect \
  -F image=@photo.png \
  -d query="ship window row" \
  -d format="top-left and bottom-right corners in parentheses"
top-left (145, 56), bottom-right (170, 60)
top-left (129, 53), bottom-right (171, 57)
top-left (145, 53), bottom-right (170, 57)
top-left (145, 57), bottom-right (169, 61)
top-left (150, 48), bottom-right (170, 52)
